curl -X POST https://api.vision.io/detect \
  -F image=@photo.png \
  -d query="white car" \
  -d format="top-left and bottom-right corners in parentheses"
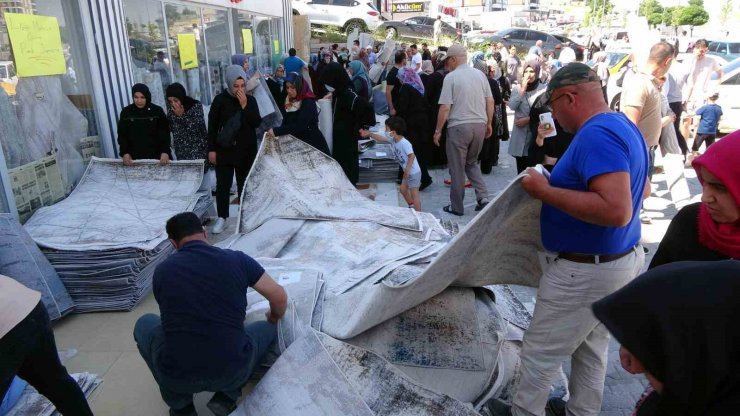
top-left (293, 0), bottom-right (380, 34)
top-left (714, 58), bottom-right (740, 134)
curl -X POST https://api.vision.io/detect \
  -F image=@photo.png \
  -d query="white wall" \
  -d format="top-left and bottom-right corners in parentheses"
top-left (194, 0), bottom-right (284, 17)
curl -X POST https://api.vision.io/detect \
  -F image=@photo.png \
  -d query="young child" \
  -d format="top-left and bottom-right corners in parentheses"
top-left (360, 117), bottom-right (422, 211)
top-left (692, 91), bottom-right (723, 156)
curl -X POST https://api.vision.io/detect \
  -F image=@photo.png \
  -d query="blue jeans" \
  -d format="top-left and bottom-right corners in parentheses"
top-left (133, 314), bottom-right (276, 410)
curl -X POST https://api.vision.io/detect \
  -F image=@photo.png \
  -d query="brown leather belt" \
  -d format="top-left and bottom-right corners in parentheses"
top-left (558, 247), bottom-right (635, 264)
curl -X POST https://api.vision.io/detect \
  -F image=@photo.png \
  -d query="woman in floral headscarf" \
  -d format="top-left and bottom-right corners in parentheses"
top-left (269, 72), bottom-right (330, 155)
top-left (508, 56), bottom-right (546, 173)
top-left (396, 67), bottom-right (433, 190)
top-left (348, 60), bottom-right (372, 101)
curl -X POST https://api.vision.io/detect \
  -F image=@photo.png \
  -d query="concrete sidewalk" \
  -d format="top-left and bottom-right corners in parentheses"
top-left (51, 136), bottom-right (701, 415)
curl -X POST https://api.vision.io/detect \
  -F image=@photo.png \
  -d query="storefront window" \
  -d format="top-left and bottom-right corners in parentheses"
top-left (253, 16), bottom-right (274, 76)
top-left (0, 0), bottom-right (103, 222)
top-left (123, 0), bottom-right (168, 108)
top-left (164, 3), bottom-right (207, 105)
top-left (201, 7), bottom-right (230, 105)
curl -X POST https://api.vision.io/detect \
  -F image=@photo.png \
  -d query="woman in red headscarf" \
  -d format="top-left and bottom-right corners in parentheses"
top-left (268, 71), bottom-right (330, 155)
top-left (650, 130), bottom-right (740, 268)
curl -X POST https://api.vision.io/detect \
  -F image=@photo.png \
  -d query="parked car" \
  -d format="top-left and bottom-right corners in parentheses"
top-left (552, 35), bottom-right (585, 61)
top-left (0, 61), bottom-right (17, 96)
top-left (378, 16), bottom-right (460, 41)
top-left (585, 51), bottom-right (631, 75)
top-left (707, 40), bottom-right (740, 62)
top-left (712, 58), bottom-right (740, 134)
top-left (484, 28), bottom-right (562, 56)
top-left (292, 0), bottom-right (380, 34)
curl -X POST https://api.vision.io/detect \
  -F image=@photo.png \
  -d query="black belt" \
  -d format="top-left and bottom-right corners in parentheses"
top-left (558, 247), bottom-right (635, 264)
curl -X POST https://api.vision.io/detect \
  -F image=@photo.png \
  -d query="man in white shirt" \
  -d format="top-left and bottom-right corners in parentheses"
top-left (433, 15), bottom-right (443, 45)
top-left (681, 39), bottom-right (723, 140)
top-left (559, 42), bottom-right (576, 65)
top-left (408, 44), bottom-right (423, 73)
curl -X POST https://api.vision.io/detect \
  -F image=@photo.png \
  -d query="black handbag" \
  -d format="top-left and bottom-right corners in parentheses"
top-left (217, 110), bottom-right (242, 148)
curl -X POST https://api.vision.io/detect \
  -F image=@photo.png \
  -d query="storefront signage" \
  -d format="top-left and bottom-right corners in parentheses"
top-left (177, 34), bottom-right (199, 70)
top-left (4, 13), bottom-right (66, 77)
top-left (391, 2), bottom-right (426, 13)
top-left (242, 29), bottom-right (254, 54)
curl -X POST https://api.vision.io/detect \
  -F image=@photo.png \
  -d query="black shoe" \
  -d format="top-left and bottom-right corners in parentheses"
top-left (475, 198), bottom-right (490, 211)
top-left (169, 404), bottom-right (197, 416)
top-left (207, 392), bottom-right (237, 416)
top-left (419, 178), bottom-right (433, 191)
top-left (545, 397), bottom-right (566, 416)
top-left (443, 204), bottom-right (464, 216)
top-left (481, 161), bottom-right (492, 174)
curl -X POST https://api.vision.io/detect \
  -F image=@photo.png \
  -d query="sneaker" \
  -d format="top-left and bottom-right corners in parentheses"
top-left (206, 392), bottom-right (237, 416)
top-left (475, 197), bottom-right (490, 211)
top-left (211, 217), bottom-right (226, 234)
top-left (169, 404), bottom-right (197, 416)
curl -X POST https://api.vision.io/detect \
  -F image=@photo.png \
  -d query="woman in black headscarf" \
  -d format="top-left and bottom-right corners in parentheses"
top-left (318, 62), bottom-right (375, 185)
top-left (206, 65), bottom-right (262, 234)
top-left (269, 71), bottom-right (330, 155)
top-left (117, 83), bottom-right (170, 166)
top-left (165, 83), bottom-right (207, 163)
top-left (592, 260), bottom-right (740, 416)
top-left (476, 61), bottom-right (503, 174)
top-left (425, 54), bottom-right (448, 166)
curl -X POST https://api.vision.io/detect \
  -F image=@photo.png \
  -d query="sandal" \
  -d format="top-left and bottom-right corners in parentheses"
top-left (443, 205), bottom-right (464, 216)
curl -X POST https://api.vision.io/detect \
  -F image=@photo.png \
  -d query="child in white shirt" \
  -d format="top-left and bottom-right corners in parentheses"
top-left (360, 117), bottom-right (422, 211)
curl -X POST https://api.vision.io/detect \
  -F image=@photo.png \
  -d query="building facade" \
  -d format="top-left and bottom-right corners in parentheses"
top-left (0, 0), bottom-right (292, 221)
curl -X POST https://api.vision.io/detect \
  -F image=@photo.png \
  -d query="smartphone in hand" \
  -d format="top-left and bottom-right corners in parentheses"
top-left (539, 112), bottom-right (557, 138)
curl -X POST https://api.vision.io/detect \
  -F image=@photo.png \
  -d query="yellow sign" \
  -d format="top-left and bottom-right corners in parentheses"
top-left (242, 29), bottom-right (253, 54)
top-left (4, 13), bottom-right (66, 77)
top-left (177, 34), bottom-right (198, 70)
top-left (273, 39), bottom-right (280, 55)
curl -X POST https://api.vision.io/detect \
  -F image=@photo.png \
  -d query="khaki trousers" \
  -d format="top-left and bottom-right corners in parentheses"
top-left (446, 123), bottom-right (489, 213)
top-left (512, 246), bottom-right (645, 416)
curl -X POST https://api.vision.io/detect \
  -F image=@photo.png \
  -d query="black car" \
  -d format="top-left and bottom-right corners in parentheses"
top-left (552, 35), bottom-right (585, 61)
top-left (479, 28), bottom-right (562, 56)
top-left (378, 17), bottom-right (460, 41)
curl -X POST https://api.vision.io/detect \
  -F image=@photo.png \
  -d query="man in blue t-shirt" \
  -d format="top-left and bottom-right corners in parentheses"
top-left (282, 48), bottom-right (306, 76)
top-left (513, 64), bottom-right (649, 416)
top-left (134, 212), bottom-right (287, 416)
top-left (692, 91), bottom-right (723, 155)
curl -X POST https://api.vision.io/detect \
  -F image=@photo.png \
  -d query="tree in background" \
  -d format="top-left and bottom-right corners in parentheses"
top-left (719, 0), bottom-right (734, 27)
top-left (663, 6), bottom-right (682, 36)
top-left (584, 0), bottom-right (615, 27)
top-left (676, 0), bottom-right (709, 36)
top-left (638, 0), bottom-right (665, 27)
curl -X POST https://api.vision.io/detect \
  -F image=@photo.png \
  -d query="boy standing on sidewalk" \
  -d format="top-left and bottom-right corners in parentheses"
top-left (360, 117), bottom-right (422, 211)
top-left (692, 91), bottom-right (723, 156)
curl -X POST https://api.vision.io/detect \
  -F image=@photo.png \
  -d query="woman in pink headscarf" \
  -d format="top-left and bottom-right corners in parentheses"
top-left (396, 67), bottom-right (433, 189)
top-left (650, 130), bottom-right (740, 268)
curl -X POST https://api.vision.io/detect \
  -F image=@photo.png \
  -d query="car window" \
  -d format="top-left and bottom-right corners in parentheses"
top-left (330, 0), bottom-right (352, 6)
top-left (0, 67), bottom-right (7, 79)
top-left (442, 22), bottom-right (455, 30)
top-left (722, 72), bottom-right (740, 85)
top-left (311, 0), bottom-right (331, 4)
top-left (730, 43), bottom-right (740, 54)
top-left (528, 31), bottom-right (548, 42)
top-left (406, 17), bottom-right (425, 24)
top-left (716, 43), bottom-right (728, 54)
top-left (509, 30), bottom-right (527, 40)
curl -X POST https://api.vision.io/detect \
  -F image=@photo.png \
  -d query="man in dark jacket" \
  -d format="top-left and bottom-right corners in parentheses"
top-left (207, 65), bottom-right (262, 234)
top-left (118, 83), bottom-right (171, 166)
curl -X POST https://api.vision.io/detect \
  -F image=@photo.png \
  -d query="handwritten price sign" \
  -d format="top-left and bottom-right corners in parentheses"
top-left (4, 13), bottom-right (66, 77)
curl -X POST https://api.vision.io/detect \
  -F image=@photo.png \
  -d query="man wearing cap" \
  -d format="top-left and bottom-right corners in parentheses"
top-left (513, 63), bottom-right (649, 416)
top-left (433, 44), bottom-right (493, 216)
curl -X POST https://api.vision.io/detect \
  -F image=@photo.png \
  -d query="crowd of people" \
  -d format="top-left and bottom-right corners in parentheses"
top-left (1, 33), bottom-right (738, 416)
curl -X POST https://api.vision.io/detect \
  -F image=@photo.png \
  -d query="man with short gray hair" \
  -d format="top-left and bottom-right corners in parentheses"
top-left (433, 44), bottom-right (493, 216)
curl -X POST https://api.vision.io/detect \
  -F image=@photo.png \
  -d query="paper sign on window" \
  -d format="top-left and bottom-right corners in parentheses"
top-left (242, 29), bottom-right (253, 54)
top-left (4, 13), bottom-right (66, 77)
top-left (273, 39), bottom-right (280, 55)
top-left (178, 34), bottom-right (198, 70)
